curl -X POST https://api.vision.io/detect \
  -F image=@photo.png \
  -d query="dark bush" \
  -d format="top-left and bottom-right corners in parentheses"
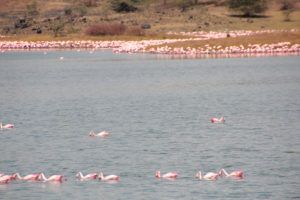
top-left (228, 0), bottom-right (268, 17)
top-left (111, 0), bottom-right (137, 12)
top-left (85, 23), bottom-right (126, 36)
top-left (64, 7), bottom-right (72, 16)
top-left (279, 0), bottom-right (295, 10)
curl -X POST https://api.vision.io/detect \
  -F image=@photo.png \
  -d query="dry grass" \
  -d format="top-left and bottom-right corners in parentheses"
top-left (0, 0), bottom-right (299, 38)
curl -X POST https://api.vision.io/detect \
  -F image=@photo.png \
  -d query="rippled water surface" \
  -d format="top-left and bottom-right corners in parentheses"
top-left (1, 50), bottom-right (300, 200)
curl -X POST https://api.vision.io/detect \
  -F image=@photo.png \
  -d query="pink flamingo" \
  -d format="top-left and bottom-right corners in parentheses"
top-left (38, 173), bottom-right (65, 182)
top-left (13, 173), bottom-right (40, 181)
top-left (0, 176), bottom-right (10, 184)
top-left (76, 172), bottom-right (98, 180)
top-left (0, 174), bottom-right (16, 181)
top-left (98, 172), bottom-right (120, 181)
top-left (0, 122), bottom-right (14, 129)
top-left (219, 168), bottom-right (244, 179)
top-left (195, 171), bottom-right (219, 181)
top-left (211, 117), bottom-right (225, 123)
top-left (155, 171), bottom-right (178, 179)
top-left (89, 130), bottom-right (109, 137)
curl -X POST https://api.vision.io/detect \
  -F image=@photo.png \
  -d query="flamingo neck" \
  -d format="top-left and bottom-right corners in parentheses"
top-left (15, 173), bottom-right (22, 179)
top-left (77, 172), bottom-right (84, 179)
top-left (40, 173), bottom-right (47, 181)
top-left (199, 171), bottom-right (202, 179)
top-left (221, 169), bottom-right (229, 176)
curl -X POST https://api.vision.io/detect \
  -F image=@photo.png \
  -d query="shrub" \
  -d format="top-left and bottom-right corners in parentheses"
top-left (27, 1), bottom-right (39, 16)
top-left (111, 0), bottom-right (138, 12)
top-left (126, 26), bottom-right (145, 36)
top-left (279, 0), bottom-right (296, 10)
top-left (278, 0), bottom-right (296, 21)
top-left (50, 17), bottom-right (65, 37)
top-left (64, 7), bottom-right (73, 16)
top-left (227, 0), bottom-right (268, 17)
top-left (85, 23), bottom-right (126, 35)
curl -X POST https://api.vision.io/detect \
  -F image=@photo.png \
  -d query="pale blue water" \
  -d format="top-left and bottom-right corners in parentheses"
top-left (0, 50), bottom-right (300, 200)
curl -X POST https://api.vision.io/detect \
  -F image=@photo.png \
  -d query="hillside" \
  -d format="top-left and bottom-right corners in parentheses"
top-left (0, 0), bottom-right (300, 39)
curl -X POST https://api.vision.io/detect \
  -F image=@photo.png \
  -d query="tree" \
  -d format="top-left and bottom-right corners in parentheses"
top-left (228, 0), bottom-right (268, 17)
top-left (27, 1), bottom-right (39, 16)
top-left (279, 0), bottom-right (296, 21)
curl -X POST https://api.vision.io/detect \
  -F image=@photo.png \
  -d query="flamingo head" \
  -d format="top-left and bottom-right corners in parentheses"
top-left (37, 173), bottom-right (44, 181)
top-left (220, 117), bottom-right (225, 122)
top-left (10, 174), bottom-right (17, 180)
top-left (195, 171), bottom-right (202, 179)
top-left (218, 170), bottom-right (223, 177)
top-left (98, 172), bottom-right (104, 180)
top-left (155, 171), bottom-right (160, 178)
top-left (89, 131), bottom-right (95, 137)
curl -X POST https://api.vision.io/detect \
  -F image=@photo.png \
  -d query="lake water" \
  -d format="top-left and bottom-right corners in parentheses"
top-left (0, 50), bottom-right (299, 200)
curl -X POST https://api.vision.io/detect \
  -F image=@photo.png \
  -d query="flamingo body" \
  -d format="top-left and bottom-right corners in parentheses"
top-left (98, 172), bottom-right (120, 181)
top-left (219, 169), bottom-right (244, 179)
top-left (0, 176), bottom-right (10, 184)
top-left (76, 172), bottom-right (98, 180)
top-left (13, 173), bottom-right (40, 181)
top-left (155, 171), bottom-right (178, 179)
top-left (211, 117), bottom-right (225, 123)
top-left (89, 130), bottom-right (109, 137)
top-left (195, 171), bottom-right (218, 181)
top-left (0, 122), bottom-right (14, 129)
top-left (39, 173), bottom-right (64, 182)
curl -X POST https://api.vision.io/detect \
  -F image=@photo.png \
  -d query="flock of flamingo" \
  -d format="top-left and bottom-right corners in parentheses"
top-left (1, 116), bottom-right (243, 185)
top-left (0, 29), bottom-right (299, 57)
top-left (0, 168), bottom-right (243, 184)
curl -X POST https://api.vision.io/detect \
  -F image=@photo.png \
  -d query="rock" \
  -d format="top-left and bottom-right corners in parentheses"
top-left (247, 19), bottom-right (253, 23)
top-left (36, 28), bottom-right (42, 34)
top-left (141, 23), bottom-right (151, 29)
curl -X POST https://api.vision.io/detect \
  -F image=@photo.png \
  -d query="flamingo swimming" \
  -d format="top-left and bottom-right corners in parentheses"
top-left (13, 173), bottom-right (40, 181)
top-left (98, 172), bottom-right (120, 181)
top-left (0, 122), bottom-right (14, 129)
top-left (211, 117), bottom-right (225, 123)
top-left (195, 171), bottom-right (219, 181)
top-left (0, 176), bottom-right (10, 184)
top-left (38, 173), bottom-right (65, 182)
top-left (219, 168), bottom-right (244, 179)
top-left (76, 172), bottom-right (98, 180)
top-left (155, 171), bottom-right (178, 179)
top-left (89, 130), bottom-right (109, 137)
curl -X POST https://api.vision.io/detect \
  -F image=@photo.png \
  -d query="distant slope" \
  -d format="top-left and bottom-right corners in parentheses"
top-left (0, 0), bottom-right (299, 37)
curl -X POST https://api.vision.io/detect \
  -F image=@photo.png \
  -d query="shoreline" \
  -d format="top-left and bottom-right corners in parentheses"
top-left (1, 30), bottom-right (299, 57)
